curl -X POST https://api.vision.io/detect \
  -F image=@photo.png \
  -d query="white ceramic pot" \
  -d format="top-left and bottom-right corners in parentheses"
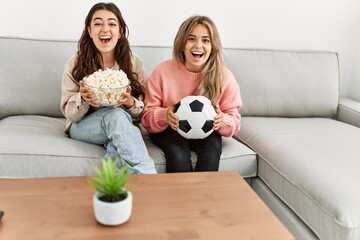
top-left (93, 191), bottom-right (133, 226)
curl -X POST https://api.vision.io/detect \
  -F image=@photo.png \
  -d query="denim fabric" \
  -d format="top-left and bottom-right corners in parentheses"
top-left (150, 127), bottom-right (222, 172)
top-left (69, 107), bottom-right (157, 174)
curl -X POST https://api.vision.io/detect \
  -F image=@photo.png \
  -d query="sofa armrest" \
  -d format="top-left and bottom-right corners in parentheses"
top-left (337, 97), bottom-right (360, 128)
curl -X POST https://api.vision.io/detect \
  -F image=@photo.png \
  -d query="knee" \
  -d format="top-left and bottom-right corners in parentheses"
top-left (213, 141), bottom-right (222, 155)
top-left (165, 146), bottom-right (192, 173)
top-left (107, 108), bottom-right (132, 123)
top-left (198, 138), bottom-right (222, 160)
top-left (164, 144), bottom-right (191, 162)
top-left (207, 133), bottom-right (222, 154)
top-left (208, 143), bottom-right (222, 158)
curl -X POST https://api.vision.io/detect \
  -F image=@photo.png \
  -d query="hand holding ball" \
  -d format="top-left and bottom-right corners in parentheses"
top-left (174, 96), bottom-right (217, 139)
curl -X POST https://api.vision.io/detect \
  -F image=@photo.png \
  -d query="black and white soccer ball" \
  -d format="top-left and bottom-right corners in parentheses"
top-left (174, 96), bottom-right (217, 139)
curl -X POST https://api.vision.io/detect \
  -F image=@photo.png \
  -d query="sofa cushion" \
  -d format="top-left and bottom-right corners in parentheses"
top-left (0, 36), bottom-right (174, 120)
top-left (0, 115), bottom-right (257, 178)
top-left (0, 115), bottom-right (105, 177)
top-left (0, 37), bottom-right (77, 119)
top-left (132, 46), bottom-right (172, 77)
top-left (235, 117), bottom-right (360, 240)
top-left (224, 49), bottom-right (339, 118)
top-left (0, 37), bottom-right (164, 120)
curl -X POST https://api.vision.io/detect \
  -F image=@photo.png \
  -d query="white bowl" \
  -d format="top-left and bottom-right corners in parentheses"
top-left (83, 69), bottom-right (130, 107)
top-left (84, 81), bottom-right (130, 107)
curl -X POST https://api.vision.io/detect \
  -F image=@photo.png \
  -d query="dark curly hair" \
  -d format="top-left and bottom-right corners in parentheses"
top-left (72, 2), bottom-right (144, 98)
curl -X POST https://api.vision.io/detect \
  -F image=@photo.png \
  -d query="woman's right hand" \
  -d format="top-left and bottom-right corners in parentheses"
top-left (166, 104), bottom-right (179, 130)
top-left (79, 81), bottom-right (99, 107)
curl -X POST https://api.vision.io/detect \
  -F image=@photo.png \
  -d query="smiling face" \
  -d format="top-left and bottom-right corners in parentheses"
top-left (87, 9), bottom-right (121, 57)
top-left (183, 24), bottom-right (212, 73)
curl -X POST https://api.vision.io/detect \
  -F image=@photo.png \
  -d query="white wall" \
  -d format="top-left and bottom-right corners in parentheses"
top-left (1, 0), bottom-right (360, 99)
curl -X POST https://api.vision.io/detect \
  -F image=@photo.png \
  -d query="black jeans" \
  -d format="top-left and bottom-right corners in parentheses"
top-left (150, 127), bottom-right (222, 173)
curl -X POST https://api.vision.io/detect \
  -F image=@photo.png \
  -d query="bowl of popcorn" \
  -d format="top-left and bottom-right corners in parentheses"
top-left (83, 69), bottom-right (130, 107)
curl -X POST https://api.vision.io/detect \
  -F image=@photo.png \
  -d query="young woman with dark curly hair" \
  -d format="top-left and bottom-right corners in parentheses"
top-left (61, 2), bottom-right (156, 174)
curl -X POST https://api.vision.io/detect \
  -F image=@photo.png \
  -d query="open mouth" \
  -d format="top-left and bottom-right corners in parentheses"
top-left (99, 36), bottom-right (111, 44)
top-left (192, 51), bottom-right (204, 58)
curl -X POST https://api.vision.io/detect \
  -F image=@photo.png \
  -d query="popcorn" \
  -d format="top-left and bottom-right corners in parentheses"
top-left (83, 69), bottom-right (130, 106)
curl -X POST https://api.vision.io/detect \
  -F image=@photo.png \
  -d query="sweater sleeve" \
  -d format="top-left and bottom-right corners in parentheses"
top-left (60, 56), bottom-right (90, 124)
top-left (124, 54), bottom-right (147, 122)
top-left (141, 66), bottom-right (170, 133)
top-left (216, 68), bottom-right (243, 137)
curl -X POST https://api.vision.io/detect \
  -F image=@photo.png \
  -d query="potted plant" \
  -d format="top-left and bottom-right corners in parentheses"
top-left (88, 156), bottom-right (132, 226)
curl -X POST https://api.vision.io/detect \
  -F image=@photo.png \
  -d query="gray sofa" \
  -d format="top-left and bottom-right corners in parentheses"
top-left (1, 36), bottom-right (360, 240)
top-left (0, 36), bottom-right (256, 178)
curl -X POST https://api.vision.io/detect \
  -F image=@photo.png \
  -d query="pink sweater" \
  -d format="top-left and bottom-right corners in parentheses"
top-left (141, 59), bottom-right (242, 137)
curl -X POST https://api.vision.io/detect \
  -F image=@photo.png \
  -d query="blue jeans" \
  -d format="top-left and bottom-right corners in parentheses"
top-left (69, 107), bottom-right (157, 174)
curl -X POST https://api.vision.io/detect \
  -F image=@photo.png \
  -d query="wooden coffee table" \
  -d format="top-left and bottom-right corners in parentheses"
top-left (0, 171), bottom-right (294, 239)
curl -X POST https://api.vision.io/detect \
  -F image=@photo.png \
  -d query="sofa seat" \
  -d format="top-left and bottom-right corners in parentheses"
top-left (236, 117), bottom-right (360, 240)
top-left (0, 115), bottom-right (256, 178)
top-left (0, 115), bottom-right (105, 177)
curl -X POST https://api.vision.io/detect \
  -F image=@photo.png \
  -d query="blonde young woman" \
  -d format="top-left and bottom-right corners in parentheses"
top-left (61, 2), bottom-right (156, 174)
top-left (141, 15), bottom-right (242, 172)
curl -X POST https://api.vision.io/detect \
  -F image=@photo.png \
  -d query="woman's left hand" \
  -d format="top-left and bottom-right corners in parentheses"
top-left (114, 86), bottom-right (134, 108)
top-left (213, 105), bottom-right (223, 130)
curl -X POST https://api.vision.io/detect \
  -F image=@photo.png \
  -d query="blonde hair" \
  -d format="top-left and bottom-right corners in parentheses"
top-left (173, 15), bottom-right (224, 104)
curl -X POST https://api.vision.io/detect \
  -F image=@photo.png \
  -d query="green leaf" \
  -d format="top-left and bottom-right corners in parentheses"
top-left (87, 156), bottom-right (129, 198)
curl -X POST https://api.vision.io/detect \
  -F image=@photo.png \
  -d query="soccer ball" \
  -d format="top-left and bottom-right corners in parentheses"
top-left (174, 96), bottom-right (217, 139)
